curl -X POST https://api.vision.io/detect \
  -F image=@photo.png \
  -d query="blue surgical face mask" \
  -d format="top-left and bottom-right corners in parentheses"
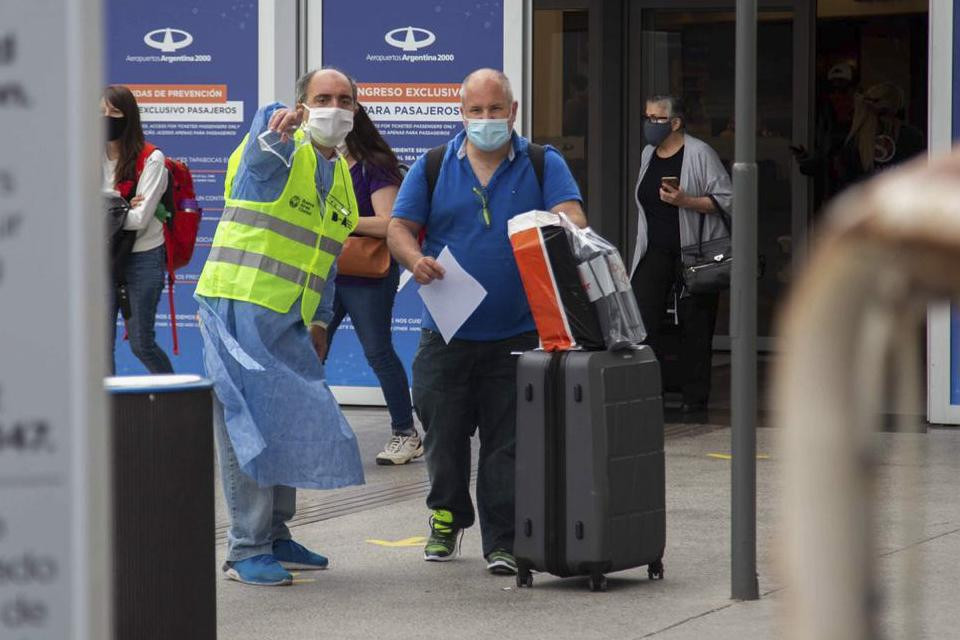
top-left (466, 118), bottom-right (512, 151)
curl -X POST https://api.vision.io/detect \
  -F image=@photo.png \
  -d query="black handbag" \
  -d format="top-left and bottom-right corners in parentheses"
top-left (680, 208), bottom-right (732, 295)
top-left (105, 193), bottom-right (136, 319)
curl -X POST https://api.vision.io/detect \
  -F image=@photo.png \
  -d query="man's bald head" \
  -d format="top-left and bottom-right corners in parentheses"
top-left (461, 68), bottom-right (514, 105)
top-left (296, 67), bottom-right (357, 110)
top-left (459, 67), bottom-right (518, 140)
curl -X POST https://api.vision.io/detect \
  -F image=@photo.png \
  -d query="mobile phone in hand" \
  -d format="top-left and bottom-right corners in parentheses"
top-left (661, 176), bottom-right (679, 190)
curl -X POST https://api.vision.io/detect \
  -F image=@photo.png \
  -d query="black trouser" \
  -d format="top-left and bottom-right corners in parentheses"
top-left (412, 329), bottom-right (539, 556)
top-left (631, 245), bottom-right (719, 405)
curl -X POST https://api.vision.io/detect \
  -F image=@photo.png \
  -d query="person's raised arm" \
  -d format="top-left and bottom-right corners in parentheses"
top-left (240, 103), bottom-right (305, 181)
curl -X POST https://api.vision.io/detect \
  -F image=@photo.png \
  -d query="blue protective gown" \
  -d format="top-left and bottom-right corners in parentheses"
top-left (196, 103), bottom-right (364, 489)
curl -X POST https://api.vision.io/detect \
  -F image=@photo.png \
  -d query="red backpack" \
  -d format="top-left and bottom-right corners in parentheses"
top-left (117, 142), bottom-right (201, 355)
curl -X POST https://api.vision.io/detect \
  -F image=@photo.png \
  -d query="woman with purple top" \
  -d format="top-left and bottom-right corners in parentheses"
top-left (326, 104), bottom-right (421, 465)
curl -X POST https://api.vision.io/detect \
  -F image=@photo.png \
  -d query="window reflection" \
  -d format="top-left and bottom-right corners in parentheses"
top-left (533, 9), bottom-right (589, 203)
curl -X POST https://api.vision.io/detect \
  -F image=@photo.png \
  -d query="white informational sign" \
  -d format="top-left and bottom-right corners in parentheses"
top-left (0, 1), bottom-right (111, 638)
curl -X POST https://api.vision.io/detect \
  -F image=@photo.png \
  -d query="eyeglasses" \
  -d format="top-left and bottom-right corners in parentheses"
top-left (472, 187), bottom-right (492, 229)
top-left (303, 96), bottom-right (356, 109)
top-left (643, 116), bottom-right (672, 124)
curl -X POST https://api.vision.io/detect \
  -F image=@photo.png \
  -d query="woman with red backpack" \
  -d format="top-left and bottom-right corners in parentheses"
top-left (102, 85), bottom-right (174, 374)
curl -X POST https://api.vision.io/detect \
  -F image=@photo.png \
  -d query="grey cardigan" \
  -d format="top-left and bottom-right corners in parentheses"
top-left (629, 133), bottom-right (733, 277)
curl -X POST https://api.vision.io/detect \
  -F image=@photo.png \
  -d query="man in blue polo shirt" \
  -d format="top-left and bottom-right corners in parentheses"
top-left (388, 68), bottom-right (586, 575)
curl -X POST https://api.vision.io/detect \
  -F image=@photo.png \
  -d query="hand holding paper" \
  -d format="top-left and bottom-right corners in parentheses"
top-left (417, 247), bottom-right (487, 343)
top-left (412, 255), bottom-right (446, 285)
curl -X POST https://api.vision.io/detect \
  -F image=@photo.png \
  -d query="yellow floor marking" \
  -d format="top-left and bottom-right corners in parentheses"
top-left (365, 536), bottom-right (427, 548)
top-left (707, 453), bottom-right (770, 461)
top-left (292, 578), bottom-right (317, 585)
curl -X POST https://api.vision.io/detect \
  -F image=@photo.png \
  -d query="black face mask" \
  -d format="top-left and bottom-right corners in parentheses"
top-left (644, 121), bottom-right (673, 147)
top-left (105, 116), bottom-right (127, 142)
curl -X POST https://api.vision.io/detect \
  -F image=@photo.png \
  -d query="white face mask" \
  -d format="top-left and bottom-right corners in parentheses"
top-left (303, 106), bottom-right (354, 148)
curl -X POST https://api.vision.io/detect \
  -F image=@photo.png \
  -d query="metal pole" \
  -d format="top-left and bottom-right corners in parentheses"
top-left (732, 0), bottom-right (759, 601)
top-left (297, 0), bottom-right (309, 76)
top-left (522, 0), bottom-right (533, 138)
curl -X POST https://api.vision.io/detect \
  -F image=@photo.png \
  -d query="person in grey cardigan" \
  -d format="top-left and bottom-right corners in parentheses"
top-left (629, 95), bottom-right (733, 413)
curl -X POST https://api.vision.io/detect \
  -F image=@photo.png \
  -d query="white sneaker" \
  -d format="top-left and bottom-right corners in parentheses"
top-left (375, 433), bottom-right (424, 466)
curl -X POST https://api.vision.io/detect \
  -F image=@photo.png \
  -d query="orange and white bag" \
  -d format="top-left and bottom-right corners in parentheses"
top-left (509, 211), bottom-right (646, 352)
top-left (508, 211), bottom-right (604, 351)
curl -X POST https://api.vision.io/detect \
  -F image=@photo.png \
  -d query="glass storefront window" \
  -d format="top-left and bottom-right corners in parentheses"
top-left (632, 10), bottom-right (795, 338)
top-left (532, 9), bottom-right (589, 203)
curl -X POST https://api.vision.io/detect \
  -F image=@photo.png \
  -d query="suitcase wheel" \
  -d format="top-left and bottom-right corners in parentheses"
top-left (648, 559), bottom-right (665, 581)
top-left (587, 573), bottom-right (607, 592)
top-left (516, 571), bottom-right (533, 589)
top-left (516, 563), bottom-right (534, 589)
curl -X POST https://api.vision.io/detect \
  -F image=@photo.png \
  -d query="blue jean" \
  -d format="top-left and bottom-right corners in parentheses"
top-left (110, 245), bottom-right (174, 374)
top-left (412, 329), bottom-right (538, 556)
top-left (327, 263), bottom-right (414, 435)
top-left (213, 396), bottom-right (295, 562)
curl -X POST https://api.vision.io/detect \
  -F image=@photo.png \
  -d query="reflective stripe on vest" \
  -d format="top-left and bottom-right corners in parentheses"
top-left (220, 206), bottom-right (345, 256)
top-left (220, 206), bottom-right (319, 248)
top-left (318, 236), bottom-right (343, 256)
top-left (206, 246), bottom-right (326, 295)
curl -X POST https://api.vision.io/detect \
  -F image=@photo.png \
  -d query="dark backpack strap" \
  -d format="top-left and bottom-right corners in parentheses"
top-left (527, 143), bottom-right (546, 190)
top-left (425, 142), bottom-right (546, 200)
top-left (424, 144), bottom-right (447, 202)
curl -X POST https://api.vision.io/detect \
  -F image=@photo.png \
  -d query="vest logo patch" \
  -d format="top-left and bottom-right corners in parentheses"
top-left (288, 195), bottom-right (315, 215)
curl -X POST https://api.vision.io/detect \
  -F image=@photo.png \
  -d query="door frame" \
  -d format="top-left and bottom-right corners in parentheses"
top-left (625, 0), bottom-right (814, 351)
top-left (534, 0), bottom-right (816, 350)
top-left (532, 0), bottom-right (628, 249)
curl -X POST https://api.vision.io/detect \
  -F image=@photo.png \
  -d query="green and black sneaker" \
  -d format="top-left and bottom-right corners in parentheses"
top-left (485, 549), bottom-right (518, 575)
top-left (423, 509), bottom-right (463, 562)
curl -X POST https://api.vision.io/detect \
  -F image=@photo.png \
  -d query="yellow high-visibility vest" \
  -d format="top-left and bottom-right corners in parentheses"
top-left (196, 129), bottom-right (359, 326)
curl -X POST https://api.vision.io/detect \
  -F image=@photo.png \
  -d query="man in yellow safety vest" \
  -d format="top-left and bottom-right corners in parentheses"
top-left (195, 68), bottom-right (364, 587)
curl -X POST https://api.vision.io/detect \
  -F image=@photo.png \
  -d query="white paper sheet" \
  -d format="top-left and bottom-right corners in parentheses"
top-left (417, 246), bottom-right (488, 343)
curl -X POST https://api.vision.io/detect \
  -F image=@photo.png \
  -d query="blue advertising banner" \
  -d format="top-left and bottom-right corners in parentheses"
top-left (321, 1), bottom-right (504, 393)
top-left (106, 0), bottom-right (258, 375)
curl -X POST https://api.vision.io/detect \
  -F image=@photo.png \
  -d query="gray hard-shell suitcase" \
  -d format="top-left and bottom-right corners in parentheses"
top-left (513, 347), bottom-right (666, 591)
